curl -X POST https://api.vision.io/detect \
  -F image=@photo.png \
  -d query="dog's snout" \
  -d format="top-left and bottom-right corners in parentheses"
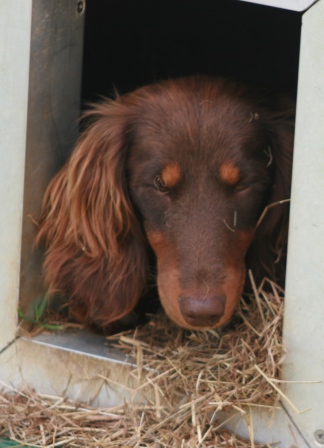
top-left (179, 295), bottom-right (225, 327)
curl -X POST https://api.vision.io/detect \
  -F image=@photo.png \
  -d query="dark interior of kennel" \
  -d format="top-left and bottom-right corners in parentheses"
top-left (81, 0), bottom-right (301, 102)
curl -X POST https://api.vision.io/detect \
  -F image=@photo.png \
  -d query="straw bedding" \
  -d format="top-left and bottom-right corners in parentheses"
top-left (0, 275), bottom-right (286, 447)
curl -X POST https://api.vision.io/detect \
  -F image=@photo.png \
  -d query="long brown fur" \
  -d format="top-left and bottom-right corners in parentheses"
top-left (37, 101), bottom-right (148, 326)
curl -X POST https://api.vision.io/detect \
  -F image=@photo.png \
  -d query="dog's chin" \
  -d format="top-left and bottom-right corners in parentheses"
top-left (168, 312), bottom-right (235, 330)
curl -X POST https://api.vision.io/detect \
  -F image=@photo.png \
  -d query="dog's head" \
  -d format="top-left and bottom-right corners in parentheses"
top-left (38, 77), bottom-right (294, 330)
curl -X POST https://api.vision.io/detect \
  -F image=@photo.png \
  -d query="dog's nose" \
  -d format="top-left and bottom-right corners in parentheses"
top-left (179, 295), bottom-right (225, 327)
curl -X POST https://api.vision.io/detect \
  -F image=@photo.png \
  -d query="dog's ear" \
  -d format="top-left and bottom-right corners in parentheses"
top-left (37, 99), bottom-right (148, 328)
top-left (248, 98), bottom-right (295, 285)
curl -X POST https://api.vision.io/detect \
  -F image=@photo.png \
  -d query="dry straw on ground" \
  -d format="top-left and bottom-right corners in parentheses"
top-left (1, 274), bottom-right (287, 447)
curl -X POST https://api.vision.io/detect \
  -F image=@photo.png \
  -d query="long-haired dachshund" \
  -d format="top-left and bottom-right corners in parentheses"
top-left (37, 76), bottom-right (294, 331)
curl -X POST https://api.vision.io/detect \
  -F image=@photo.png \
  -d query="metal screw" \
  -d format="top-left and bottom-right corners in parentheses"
top-left (76, 1), bottom-right (85, 14)
top-left (315, 430), bottom-right (324, 445)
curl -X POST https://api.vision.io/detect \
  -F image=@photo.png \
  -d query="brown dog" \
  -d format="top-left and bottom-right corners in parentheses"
top-left (37, 77), bottom-right (294, 330)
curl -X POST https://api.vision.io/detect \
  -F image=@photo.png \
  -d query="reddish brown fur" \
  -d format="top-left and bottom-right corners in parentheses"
top-left (37, 76), bottom-right (294, 331)
top-left (146, 230), bottom-right (184, 327)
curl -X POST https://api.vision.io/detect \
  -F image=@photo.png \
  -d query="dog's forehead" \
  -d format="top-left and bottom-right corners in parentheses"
top-left (130, 85), bottom-right (262, 173)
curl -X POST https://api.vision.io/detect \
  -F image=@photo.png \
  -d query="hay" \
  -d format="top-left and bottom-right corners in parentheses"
top-left (0, 387), bottom-right (273, 447)
top-left (0, 275), bottom-right (286, 447)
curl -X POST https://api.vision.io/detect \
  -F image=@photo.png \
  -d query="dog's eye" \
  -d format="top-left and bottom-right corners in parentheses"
top-left (235, 182), bottom-right (251, 192)
top-left (153, 176), bottom-right (169, 193)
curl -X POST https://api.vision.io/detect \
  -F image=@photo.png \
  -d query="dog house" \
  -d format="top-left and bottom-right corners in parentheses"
top-left (0, 0), bottom-right (323, 445)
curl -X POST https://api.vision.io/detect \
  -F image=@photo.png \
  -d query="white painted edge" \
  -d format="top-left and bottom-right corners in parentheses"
top-left (0, 0), bottom-right (32, 349)
top-left (0, 338), bottom-right (150, 407)
top-left (239, 0), bottom-right (318, 11)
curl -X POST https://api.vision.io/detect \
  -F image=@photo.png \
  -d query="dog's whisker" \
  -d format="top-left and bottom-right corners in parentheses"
top-left (223, 219), bottom-right (235, 233)
top-left (203, 280), bottom-right (211, 299)
top-left (274, 248), bottom-right (283, 264)
top-left (264, 146), bottom-right (273, 167)
top-left (164, 211), bottom-right (172, 228)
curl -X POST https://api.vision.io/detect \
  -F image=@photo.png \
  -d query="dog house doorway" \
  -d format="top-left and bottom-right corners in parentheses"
top-left (19, 0), bottom-right (303, 326)
top-left (1, 0), bottom-right (323, 446)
